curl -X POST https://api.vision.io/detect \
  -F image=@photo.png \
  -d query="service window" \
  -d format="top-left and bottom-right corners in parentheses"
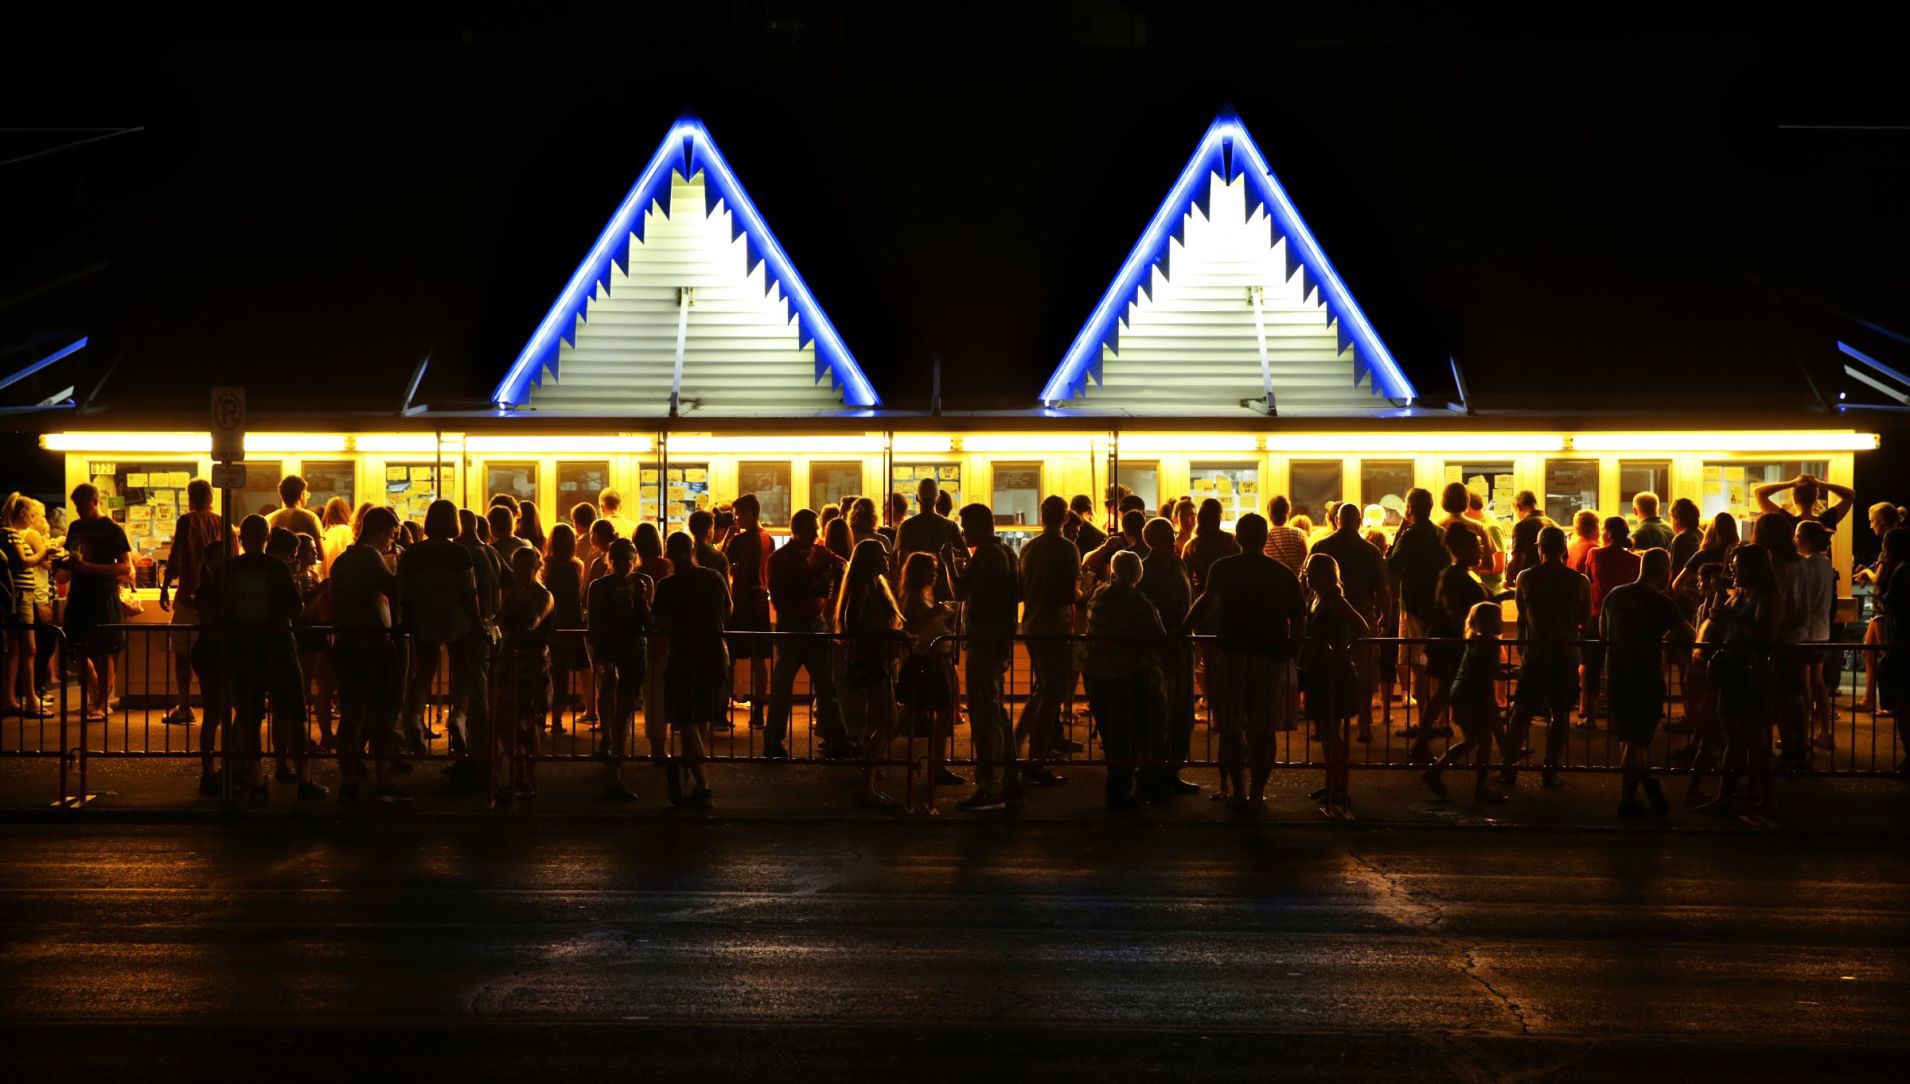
top-left (485, 461), bottom-right (539, 510)
top-left (1361, 460), bottom-right (1415, 527)
top-left (1544, 460), bottom-right (1600, 525)
top-left (890, 462), bottom-right (961, 513)
top-left (644, 463), bottom-right (709, 530)
top-left (82, 459), bottom-right (199, 565)
top-left (809, 461), bottom-right (862, 513)
top-left (991, 463), bottom-right (1042, 527)
top-left (1288, 461), bottom-right (1343, 524)
top-left (233, 460), bottom-right (284, 523)
top-left (1701, 459), bottom-right (1828, 527)
top-left (555, 461), bottom-right (611, 519)
top-left (738, 461), bottom-right (793, 527)
top-left (302, 460), bottom-right (355, 513)
top-left (1118, 463), bottom-right (1159, 512)
top-left (1451, 461), bottom-right (1516, 521)
top-left (385, 462), bottom-right (452, 524)
top-left (1189, 463), bottom-right (1257, 528)
top-left (1618, 460), bottom-right (1672, 517)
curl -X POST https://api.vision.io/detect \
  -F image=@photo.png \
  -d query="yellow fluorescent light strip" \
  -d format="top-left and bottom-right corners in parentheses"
top-left (667, 435), bottom-right (884, 455)
top-left (465, 435), bottom-right (653, 453)
top-left (1572, 432), bottom-right (1879, 452)
top-left (1118, 434), bottom-right (1261, 453)
top-left (42, 432), bottom-right (350, 453)
top-left (1266, 434), bottom-right (1565, 453)
top-left (960, 435), bottom-right (1095, 453)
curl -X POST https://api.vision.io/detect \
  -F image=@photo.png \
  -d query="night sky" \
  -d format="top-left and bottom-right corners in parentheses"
top-left (5, 13), bottom-right (1908, 487)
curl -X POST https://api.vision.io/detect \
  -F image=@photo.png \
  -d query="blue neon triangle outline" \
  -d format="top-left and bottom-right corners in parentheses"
top-left (493, 117), bottom-right (880, 409)
top-left (1040, 110), bottom-right (1416, 405)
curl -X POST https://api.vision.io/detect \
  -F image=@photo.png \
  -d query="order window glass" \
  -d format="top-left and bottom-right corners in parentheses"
top-left (1288, 461), bottom-right (1343, 524)
top-left (809, 461), bottom-right (862, 513)
top-left (1118, 463), bottom-right (1159, 512)
top-left (1360, 460), bottom-right (1415, 527)
top-left (991, 463), bottom-right (1042, 527)
top-left (1451, 461), bottom-right (1515, 521)
top-left (1701, 459), bottom-right (1828, 528)
top-left (738, 461), bottom-right (793, 527)
top-left (1189, 463), bottom-right (1257, 528)
top-left (386, 462), bottom-right (451, 524)
top-left (232, 460), bottom-right (283, 523)
top-left (890, 462), bottom-right (961, 515)
top-left (1545, 460), bottom-right (1600, 525)
top-left (645, 464), bottom-right (709, 530)
top-left (1619, 460), bottom-right (1672, 519)
top-left (555, 461), bottom-right (611, 519)
top-left (83, 459), bottom-right (198, 564)
top-left (485, 462), bottom-right (539, 509)
top-left (301, 460), bottom-right (355, 514)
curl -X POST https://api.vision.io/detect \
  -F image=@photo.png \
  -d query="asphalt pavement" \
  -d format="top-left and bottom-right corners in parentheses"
top-left (1, 818), bottom-right (1905, 1080)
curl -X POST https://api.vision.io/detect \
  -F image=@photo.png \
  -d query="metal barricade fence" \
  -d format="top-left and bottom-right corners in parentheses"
top-left (11, 621), bottom-right (1905, 807)
top-left (0, 622), bottom-right (74, 805)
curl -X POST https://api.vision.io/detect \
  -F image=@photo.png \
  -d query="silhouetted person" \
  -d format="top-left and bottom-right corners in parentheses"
top-left (1422, 602), bottom-right (1510, 804)
top-left (1386, 487), bottom-right (1445, 748)
top-left (1631, 491), bottom-right (1674, 554)
top-left (1016, 495), bottom-right (1080, 786)
top-left (1301, 552), bottom-right (1368, 814)
top-left (946, 503), bottom-right (1020, 811)
top-left (329, 506), bottom-right (403, 801)
top-left (652, 531), bottom-right (729, 807)
top-left (765, 508), bottom-right (851, 760)
top-left (1084, 550), bottom-right (1166, 810)
top-left (1312, 501), bottom-right (1390, 743)
top-left (1504, 526), bottom-right (1589, 789)
top-left (497, 546), bottom-right (553, 800)
top-left (1601, 547), bottom-right (1694, 820)
top-left (1138, 515), bottom-right (1199, 796)
top-left (1183, 513), bottom-right (1305, 812)
top-left (587, 538), bottom-right (652, 801)
top-left (723, 493), bottom-right (774, 730)
top-left (158, 479), bottom-right (222, 726)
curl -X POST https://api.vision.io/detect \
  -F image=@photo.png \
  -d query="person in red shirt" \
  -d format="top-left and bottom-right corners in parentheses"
top-left (1582, 516), bottom-right (1641, 724)
top-left (722, 494), bottom-right (774, 729)
top-left (765, 508), bottom-right (851, 759)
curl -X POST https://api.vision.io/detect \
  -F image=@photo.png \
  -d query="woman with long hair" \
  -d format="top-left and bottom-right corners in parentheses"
top-left (898, 551), bottom-right (962, 786)
top-left (1423, 601), bottom-right (1510, 804)
top-left (517, 502), bottom-right (547, 555)
top-left (319, 497), bottom-right (353, 576)
top-left (542, 522), bottom-right (588, 737)
top-left (1695, 543), bottom-right (1787, 819)
top-left (1672, 511), bottom-right (1742, 601)
top-left (1301, 553), bottom-right (1368, 814)
top-left (837, 539), bottom-right (902, 808)
top-left (633, 522), bottom-right (670, 583)
top-left (2, 493), bottom-right (52, 716)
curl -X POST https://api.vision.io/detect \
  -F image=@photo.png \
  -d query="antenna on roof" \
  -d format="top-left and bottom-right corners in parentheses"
top-left (1445, 354), bottom-right (1472, 415)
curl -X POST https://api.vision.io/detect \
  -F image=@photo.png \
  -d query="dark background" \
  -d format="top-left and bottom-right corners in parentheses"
top-left (5, 8), bottom-right (1909, 532)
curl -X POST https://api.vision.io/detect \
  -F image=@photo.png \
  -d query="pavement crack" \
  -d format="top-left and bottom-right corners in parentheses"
top-left (1343, 851), bottom-right (1541, 1038)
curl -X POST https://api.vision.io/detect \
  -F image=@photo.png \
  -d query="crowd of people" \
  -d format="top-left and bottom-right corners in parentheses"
top-left (2, 466), bottom-right (1906, 820)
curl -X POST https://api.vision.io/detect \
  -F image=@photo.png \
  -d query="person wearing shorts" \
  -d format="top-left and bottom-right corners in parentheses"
top-left (1600, 548), bottom-right (1693, 820)
top-left (722, 494), bottom-right (773, 729)
top-left (1184, 514), bottom-right (1306, 811)
top-left (1504, 526), bottom-right (1589, 788)
top-left (587, 538), bottom-right (652, 801)
top-left (58, 484), bottom-right (132, 722)
top-left (654, 531), bottom-right (730, 807)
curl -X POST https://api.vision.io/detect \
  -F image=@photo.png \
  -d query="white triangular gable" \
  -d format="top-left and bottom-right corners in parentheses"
top-left (527, 171), bottom-right (845, 415)
top-left (1090, 172), bottom-right (1377, 414)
